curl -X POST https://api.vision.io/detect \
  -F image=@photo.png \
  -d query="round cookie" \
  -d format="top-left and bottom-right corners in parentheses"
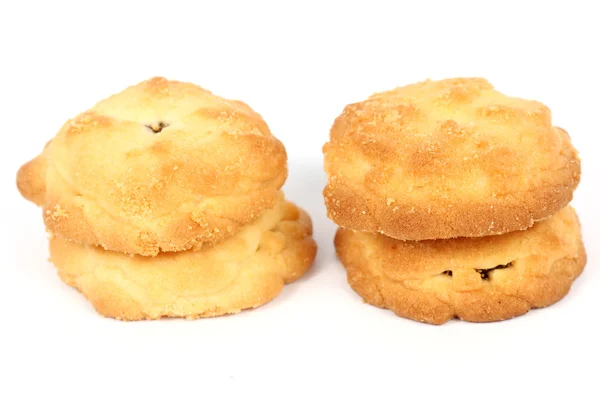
top-left (324, 77), bottom-right (581, 240)
top-left (17, 77), bottom-right (287, 256)
top-left (335, 206), bottom-right (586, 325)
top-left (49, 198), bottom-right (316, 321)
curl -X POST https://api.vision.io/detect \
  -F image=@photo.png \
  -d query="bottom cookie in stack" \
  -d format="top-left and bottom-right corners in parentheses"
top-left (335, 206), bottom-right (586, 325)
top-left (50, 198), bottom-right (316, 321)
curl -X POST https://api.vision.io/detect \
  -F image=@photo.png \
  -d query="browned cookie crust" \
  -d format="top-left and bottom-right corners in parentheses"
top-left (335, 206), bottom-right (586, 325)
top-left (18, 77), bottom-right (287, 256)
top-left (49, 199), bottom-right (316, 321)
top-left (324, 78), bottom-right (581, 240)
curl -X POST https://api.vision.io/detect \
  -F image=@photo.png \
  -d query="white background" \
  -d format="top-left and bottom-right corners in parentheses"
top-left (1, 1), bottom-right (598, 398)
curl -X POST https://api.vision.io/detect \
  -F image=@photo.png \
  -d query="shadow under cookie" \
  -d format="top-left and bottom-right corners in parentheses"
top-left (334, 206), bottom-right (586, 325)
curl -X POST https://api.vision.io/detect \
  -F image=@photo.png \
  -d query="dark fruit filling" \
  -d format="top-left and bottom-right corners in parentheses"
top-left (440, 262), bottom-right (513, 280)
top-left (146, 122), bottom-right (169, 133)
top-left (475, 262), bottom-right (512, 280)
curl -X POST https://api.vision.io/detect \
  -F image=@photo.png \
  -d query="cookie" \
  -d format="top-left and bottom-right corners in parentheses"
top-left (48, 199), bottom-right (316, 320)
top-left (18, 77), bottom-right (287, 255)
top-left (335, 206), bottom-right (586, 325)
top-left (324, 77), bottom-right (581, 240)
top-left (16, 140), bottom-right (50, 207)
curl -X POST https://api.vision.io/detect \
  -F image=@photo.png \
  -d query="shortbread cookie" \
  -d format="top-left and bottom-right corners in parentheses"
top-left (324, 77), bottom-right (581, 240)
top-left (18, 77), bottom-right (287, 255)
top-left (335, 206), bottom-right (586, 324)
top-left (49, 199), bottom-right (316, 320)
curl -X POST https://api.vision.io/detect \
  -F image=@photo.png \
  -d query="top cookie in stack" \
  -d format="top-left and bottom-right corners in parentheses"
top-left (324, 77), bottom-right (585, 324)
top-left (19, 77), bottom-right (288, 256)
top-left (324, 77), bottom-right (580, 240)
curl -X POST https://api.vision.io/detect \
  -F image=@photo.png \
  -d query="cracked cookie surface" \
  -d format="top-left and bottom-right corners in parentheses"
top-left (17, 77), bottom-right (287, 255)
top-left (335, 206), bottom-right (586, 324)
top-left (49, 199), bottom-right (316, 321)
top-left (324, 77), bottom-right (581, 240)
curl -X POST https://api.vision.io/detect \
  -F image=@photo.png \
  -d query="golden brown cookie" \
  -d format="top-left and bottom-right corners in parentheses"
top-left (335, 206), bottom-right (586, 325)
top-left (17, 77), bottom-right (287, 256)
top-left (49, 198), bottom-right (316, 321)
top-left (324, 77), bottom-right (581, 240)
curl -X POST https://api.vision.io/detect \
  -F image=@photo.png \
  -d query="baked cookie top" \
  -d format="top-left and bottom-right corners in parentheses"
top-left (18, 77), bottom-right (287, 255)
top-left (324, 77), bottom-right (581, 240)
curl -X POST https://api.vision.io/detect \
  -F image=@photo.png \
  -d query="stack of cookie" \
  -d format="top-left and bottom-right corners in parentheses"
top-left (17, 77), bottom-right (317, 321)
top-left (324, 77), bottom-right (585, 324)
